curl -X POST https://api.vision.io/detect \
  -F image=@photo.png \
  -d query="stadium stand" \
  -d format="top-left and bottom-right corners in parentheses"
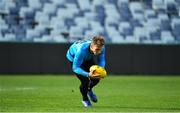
top-left (0, 0), bottom-right (180, 44)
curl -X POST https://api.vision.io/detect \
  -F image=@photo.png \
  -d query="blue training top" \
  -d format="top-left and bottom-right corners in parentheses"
top-left (66, 40), bottom-right (105, 77)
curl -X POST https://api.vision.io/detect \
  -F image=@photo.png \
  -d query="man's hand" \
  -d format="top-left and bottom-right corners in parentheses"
top-left (89, 69), bottom-right (101, 79)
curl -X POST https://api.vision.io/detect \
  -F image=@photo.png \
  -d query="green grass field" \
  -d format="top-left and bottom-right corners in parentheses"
top-left (0, 75), bottom-right (180, 112)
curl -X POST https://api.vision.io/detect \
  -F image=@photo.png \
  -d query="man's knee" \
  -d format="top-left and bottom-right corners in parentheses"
top-left (81, 79), bottom-right (90, 87)
top-left (90, 78), bottom-right (100, 84)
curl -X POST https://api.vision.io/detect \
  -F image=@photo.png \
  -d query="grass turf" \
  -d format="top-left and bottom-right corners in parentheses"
top-left (0, 75), bottom-right (180, 112)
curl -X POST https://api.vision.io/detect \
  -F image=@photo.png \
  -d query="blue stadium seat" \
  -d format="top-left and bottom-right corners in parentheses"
top-left (152, 0), bottom-right (166, 11)
top-left (43, 3), bottom-right (57, 17)
top-left (118, 2), bottom-right (132, 21)
top-left (28, 0), bottom-right (42, 10)
top-left (158, 13), bottom-right (169, 22)
top-left (0, 18), bottom-right (8, 32)
top-left (134, 27), bottom-right (148, 43)
top-left (125, 35), bottom-right (140, 43)
top-left (50, 17), bottom-right (65, 28)
top-left (50, 18), bottom-right (68, 38)
top-left (111, 35), bottom-right (125, 43)
top-left (1, 0), bottom-right (16, 15)
top-left (9, 6), bottom-right (19, 15)
top-left (19, 7), bottom-right (35, 20)
top-left (33, 35), bottom-right (52, 42)
top-left (4, 15), bottom-right (17, 25)
top-left (175, 0), bottom-right (180, 5)
top-left (53, 35), bottom-right (67, 42)
top-left (66, 0), bottom-right (77, 4)
top-left (148, 28), bottom-right (161, 41)
top-left (74, 17), bottom-right (89, 29)
top-left (158, 14), bottom-right (171, 31)
top-left (144, 0), bottom-right (152, 7)
top-left (171, 18), bottom-right (180, 29)
top-left (12, 25), bottom-right (26, 41)
top-left (117, 0), bottom-right (129, 6)
top-left (106, 26), bottom-right (120, 39)
top-left (130, 19), bottom-right (143, 28)
top-left (145, 9), bottom-right (156, 19)
top-left (50, 0), bottom-right (65, 7)
top-left (105, 16), bottom-right (119, 29)
top-left (146, 18), bottom-right (161, 28)
top-left (4, 33), bottom-right (16, 41)
top-left (164, 0), bottom-right (178, 15)
top-left (0, 30), bottom-right (2, 36)
top-left (65, 3), bottom-right (79, 14)
top-left (119, 22), bottom-right (133, 36)
top-left (84, 12), bottom-right (96, 21)
top-left (69, 26), bottom-right (83, 38)
top-left (26, 29), bottom-right (40, 39)
top-left (105, 4), bottom-right (120, 21)
top-left (171, 18), bottom-right (180, 41)
top-left (35, 11), bottom-right (50, 28)
top-left (64, 18), bottom-right (75, 29)
top-left (92, 0), bottom-right (105, 6)
top-left (90, 21), bottom-right (104, 35)
top-left (84, 30), bottom-right (98, 39)
top-left (0, 37), bottom-right (7, 42)
top-left (94, 5), bottom-right (105, 25)
top-left (129, 2), bottom-right (145, 21)
top-left (0, 0), bottom-right (9, 14)
top-left (161, 31), bottom-right (175, 43)
top-left (17, 0), bottom-right (28, 7)
top-left (57, 7), bottom-right (77, 19)
top-left (129, 2), bottom-right (143, 14)
top-left (108, 0), bottom-right (117, 4)
top-left (77, 0), bottom-right (91, 11)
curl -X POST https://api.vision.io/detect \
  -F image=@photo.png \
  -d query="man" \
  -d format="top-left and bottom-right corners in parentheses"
top-left (66, 36), bottom-right (105, 107)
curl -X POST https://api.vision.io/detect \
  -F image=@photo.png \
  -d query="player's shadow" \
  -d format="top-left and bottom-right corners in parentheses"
top-left (95, 105), bottom-right (180, 111)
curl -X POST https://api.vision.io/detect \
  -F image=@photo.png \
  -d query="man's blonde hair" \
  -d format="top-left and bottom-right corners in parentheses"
top-left (92, 36), bottom-right (105, 47)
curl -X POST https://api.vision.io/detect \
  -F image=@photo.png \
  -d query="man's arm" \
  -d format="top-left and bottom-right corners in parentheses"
top-left (98, 47), bottom-right (105, 67)
top-left (72, 50), bottom-right (89, 77)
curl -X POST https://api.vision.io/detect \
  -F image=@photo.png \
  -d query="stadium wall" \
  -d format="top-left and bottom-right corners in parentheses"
top-left (0, 43), bottom-right (180, 75)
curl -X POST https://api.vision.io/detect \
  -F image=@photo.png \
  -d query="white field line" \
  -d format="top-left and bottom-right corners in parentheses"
top-left (0, 87), bottom-right (37, 91)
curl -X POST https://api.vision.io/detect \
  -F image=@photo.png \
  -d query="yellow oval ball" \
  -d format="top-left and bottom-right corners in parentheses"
top-left (89, 65), bottom-right (107, 78)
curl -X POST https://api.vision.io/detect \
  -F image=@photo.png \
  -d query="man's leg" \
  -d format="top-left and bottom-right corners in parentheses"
top-left (75, 74), bottom-right (90, 101)
top-left (68, 60), bottom-right (92, 107)
top-left (87, 78), bottom-right (99, 103)
top-left (80, 60), bottom-right (100, 103)
top-left (68, 60), bottom-right (90, 101)
top-left (88, 78), bottom-right (100, 91)
top-left (75, 74), bottom-right (92, 107)
top-left (81, 60), bottom-right (100, 92)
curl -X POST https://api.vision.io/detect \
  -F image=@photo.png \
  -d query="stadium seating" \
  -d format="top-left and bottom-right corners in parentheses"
top-left (0, 0), bottom-right (180, 44)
